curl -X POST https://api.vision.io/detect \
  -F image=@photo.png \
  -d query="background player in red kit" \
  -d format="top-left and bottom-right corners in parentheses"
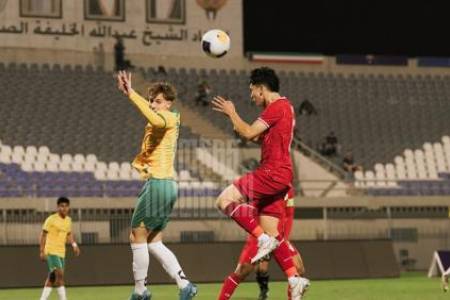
top-left (217, 189), bottom-right (310, 300)
top-left (212, 67), bottom-right (309, 299)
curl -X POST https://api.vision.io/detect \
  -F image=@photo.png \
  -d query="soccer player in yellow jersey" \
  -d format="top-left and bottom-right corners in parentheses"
top-left (116, 71), bottom-right (197, 300)
top-left (39, 197), bottom-right (80, 300)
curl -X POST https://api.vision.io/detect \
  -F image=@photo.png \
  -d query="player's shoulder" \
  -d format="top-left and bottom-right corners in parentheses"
top-left (278, 97), bottom-right (293, 108)
top-left (159, 109), bottom-right (180, 121)
top-left (47, 213), bottom-right (58, 220)
top-left (269, 97), bottom-right (291, 109)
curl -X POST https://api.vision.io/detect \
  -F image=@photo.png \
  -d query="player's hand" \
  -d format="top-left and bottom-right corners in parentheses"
top-left (72, 245), bottom-right (81, 257)
top-left (116, 70), bottom-right (133, 96)
top-left (212, 96), bottom-right (236, 116)
top-left (39, 251), bottom-right (47, 261)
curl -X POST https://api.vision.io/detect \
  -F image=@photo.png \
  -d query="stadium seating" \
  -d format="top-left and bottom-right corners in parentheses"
top-left (152, 68), bottom-right (450, 169)
top-left (1, 63), bottom-right (450, 196)
top-left (356, 136), bottom-right (450, 196)
top-left (0, 62), bottom-right (200, 163)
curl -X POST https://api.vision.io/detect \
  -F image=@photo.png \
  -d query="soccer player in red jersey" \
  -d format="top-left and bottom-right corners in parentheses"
top-left (212, 67), bottom-right (308, 299)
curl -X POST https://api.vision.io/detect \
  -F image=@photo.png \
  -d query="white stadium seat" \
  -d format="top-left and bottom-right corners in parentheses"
top-left (48, 154), bottom-right (60, 163)
top-left (119, 169), bottom-right (131, 180)
top-left (46, 162), bottom-right (58, 172)
top-left (34, 161), bottom-right (46, 172)
top-left (25, 146), bottom-right (38, 156)
top-left (72, 162), bottom-right (84, 172)
top-left (11, 152), bottom-right (23, 164)
top-left (131, 169), bottom-right (141, 180)
top-left (0, 145), bottom-right (12, 157)
top-left (74, 154), bottom-right (85, 164)
top-left (86, 154), bottom-right (98, 163)
top-left (22, 162), bottom-right (33, 172)
top-left (108, 162), bottom-right (120, 171)
top-left (120, 162), bottom-right (132, 172)
top-left (96, 162), bottom-right (107, 171)
top-left (94, 169), bottom-right (106, 180)
top-left (61, 154), bottom-right (72, 163)
top-left (106, 169), bottom-right (119, 180)
top-left (364, 171), bottom-right (375, 187)
top-left (84, 161), bottom-right (96, 172)
top-left (38, 146), bottom-right (50, 156)
top-left (12, 145), bottom-right (25, 156)
top-left (0, 152), bottom-right (11, 163)
top-left (59, 161), bottom-right (71, 172)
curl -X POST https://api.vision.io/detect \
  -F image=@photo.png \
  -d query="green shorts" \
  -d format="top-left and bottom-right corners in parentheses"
top-left (131, 179), bottom-right (178, 231)
top-left (47, 254), bottom-right (65, 272)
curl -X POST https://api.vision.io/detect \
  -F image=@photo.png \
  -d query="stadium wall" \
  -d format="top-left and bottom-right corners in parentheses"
top-left (0, 0), bottom-right (247, 70)
top-left (0, 1), bottom-right (243, 57)
top-left (0, 196), bottom-right (449, 271)
top-left (0, 239), bottom-right (398, 288)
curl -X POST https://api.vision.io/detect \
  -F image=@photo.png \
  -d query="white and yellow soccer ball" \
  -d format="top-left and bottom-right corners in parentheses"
top-left (201, 29), bottom-right (231, 58)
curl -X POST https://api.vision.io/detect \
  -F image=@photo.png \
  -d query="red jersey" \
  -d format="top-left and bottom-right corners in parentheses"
top-left (257, 97), bottom-right (295, 185)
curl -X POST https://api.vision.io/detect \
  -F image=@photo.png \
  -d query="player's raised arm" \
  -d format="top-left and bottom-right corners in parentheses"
top-left (212, 96), bottom-right (268, 140)
top-left (116, 71), bottom-right (167, 128)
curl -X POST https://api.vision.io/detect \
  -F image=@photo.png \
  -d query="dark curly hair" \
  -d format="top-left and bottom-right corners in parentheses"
top-left (249, 67), bottom-right (280, 92)
top-left (57, 197), bottom-right (70, 205)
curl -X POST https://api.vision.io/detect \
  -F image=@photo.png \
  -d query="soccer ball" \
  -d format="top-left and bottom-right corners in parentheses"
top-left (201, 29), bottom-right (230, 58)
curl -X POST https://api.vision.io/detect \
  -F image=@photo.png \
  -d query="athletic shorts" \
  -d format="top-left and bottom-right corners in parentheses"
top-left (233, 169), bottom-right (290, 203)
top-left (46, 254), bottom-right (65, 272)
top-left (131, 178), bottom-right (177, 231)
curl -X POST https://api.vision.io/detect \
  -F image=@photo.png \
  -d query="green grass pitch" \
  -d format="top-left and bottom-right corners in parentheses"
top-left (0, 273), bottom-right (445, 300)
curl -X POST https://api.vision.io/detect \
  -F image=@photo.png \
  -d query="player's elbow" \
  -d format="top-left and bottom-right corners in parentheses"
top-left (146, 118), bottom-right (166, 129)
top-left (242, 131), bottom-right (258, 141)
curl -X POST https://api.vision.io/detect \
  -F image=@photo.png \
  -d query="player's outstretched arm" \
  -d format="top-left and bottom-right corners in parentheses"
top-left (212, 96), bottom-right (268, 140)
top-left (116, 71), bottom-right (166, 128)
top-left (67, 232), bottom-right (80, 256)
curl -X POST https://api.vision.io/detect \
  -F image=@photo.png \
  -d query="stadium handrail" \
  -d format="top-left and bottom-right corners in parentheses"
top-left (292, 137), bottom-right (348, 179)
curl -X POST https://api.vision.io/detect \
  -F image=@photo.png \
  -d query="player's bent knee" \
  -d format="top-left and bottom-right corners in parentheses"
top-left (235, 263), bottom-right (254, 280)
top-left (48, 271), bottom-right (56, 283)
top-left (129, 232), bottom-right (135, 243)
top-left (216, 197), bottom-right (230, 211)
top-left (55, 269), bottom-right (64, 279)
top-left (257, 261), bottom-right (269, 274)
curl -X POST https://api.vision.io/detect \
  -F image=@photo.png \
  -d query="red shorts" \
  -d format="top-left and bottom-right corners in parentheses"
top-left (234, 169), bottom-right (290, 203)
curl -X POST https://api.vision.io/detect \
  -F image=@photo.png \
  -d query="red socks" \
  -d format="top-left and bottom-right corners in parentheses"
top-left (273, 235), bottom-right (298, 277)
top-left (218, 273), bottom-right (241, 300)
top-left (224, 203), bottom-right (263, 237)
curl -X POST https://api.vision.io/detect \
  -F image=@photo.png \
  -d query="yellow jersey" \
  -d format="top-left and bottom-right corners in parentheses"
top-left (130, 91), bottom-right (180, 180)
top-left (42, 213), bottom-right (72, 258)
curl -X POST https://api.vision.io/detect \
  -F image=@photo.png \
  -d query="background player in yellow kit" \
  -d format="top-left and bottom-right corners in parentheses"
top-left (39, 197), bottom-right (80, 300)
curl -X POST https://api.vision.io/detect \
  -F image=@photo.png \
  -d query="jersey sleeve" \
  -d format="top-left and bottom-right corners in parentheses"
top-left (257, 102), bottom-right (284, 128)
top-left (158, 111), bottom-right (179, 129)
top-left (129, 90), bottom-right (167, 128)
top-left (42, 216), bottom-right (52, 232)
